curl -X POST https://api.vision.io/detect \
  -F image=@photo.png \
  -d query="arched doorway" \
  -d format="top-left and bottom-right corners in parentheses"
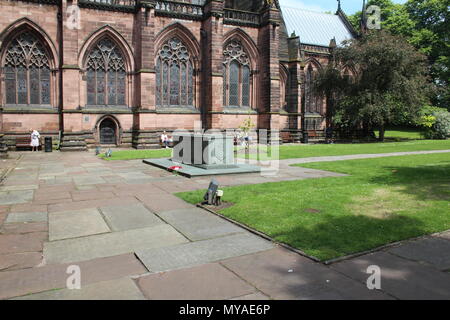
top-left (99, 118), bottom-right (117, 145)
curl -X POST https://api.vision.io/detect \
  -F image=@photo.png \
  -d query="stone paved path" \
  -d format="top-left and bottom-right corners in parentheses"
top-left (0, 150), bottom-right (449, 300)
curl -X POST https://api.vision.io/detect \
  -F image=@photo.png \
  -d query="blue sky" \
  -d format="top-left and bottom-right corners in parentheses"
top-left (279, 0), bottom-right (407, 15)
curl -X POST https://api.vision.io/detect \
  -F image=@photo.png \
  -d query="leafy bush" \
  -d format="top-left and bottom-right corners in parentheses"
top-left (422, 110), bottom-right (450, 139)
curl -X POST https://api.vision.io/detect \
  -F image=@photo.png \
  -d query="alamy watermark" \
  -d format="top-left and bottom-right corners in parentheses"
top-left (366, 5), bottom-right (381, 30)
top-left (66, 5), bottom-right (81, 30)
top-left (66, 265), bottom-right (81, 290)
top-left (366, 265), bottom-right (381, 290)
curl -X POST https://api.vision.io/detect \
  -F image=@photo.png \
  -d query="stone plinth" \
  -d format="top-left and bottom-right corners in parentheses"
top-left (143, 132), bottom-right (261, 177)
top-left (172, 133), bottom-right (235, 169)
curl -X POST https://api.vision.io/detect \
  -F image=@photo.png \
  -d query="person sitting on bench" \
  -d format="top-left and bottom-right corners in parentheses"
top-left (30, 129), bottom-right (40, 152)
top-left (161, 131), bottom-right (169, 148)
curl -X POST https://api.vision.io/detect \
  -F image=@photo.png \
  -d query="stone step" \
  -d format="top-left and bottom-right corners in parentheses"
top-left (60, 146), bottom-right (88, 152)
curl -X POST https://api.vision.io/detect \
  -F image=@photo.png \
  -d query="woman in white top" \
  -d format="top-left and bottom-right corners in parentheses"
top-left (30, 129), bottom-right (40, 152)
top-left (161, 131), bottom-right (169, 148)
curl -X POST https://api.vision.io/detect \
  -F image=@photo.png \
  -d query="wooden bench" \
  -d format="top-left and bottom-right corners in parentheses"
top-left (15, 137), bottom-right (41, 150)
top-left (280, 131), bottom-right (296, 143)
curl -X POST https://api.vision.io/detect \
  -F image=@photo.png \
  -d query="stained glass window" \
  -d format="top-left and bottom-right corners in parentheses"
top-left (223, 67), bottom-right (227, 106)
top-left (86, 37), bottom-right (126, 106)
top-left (5, 67), bottom-right (16, 104)
top-left (305, 66), bottom-right (322, 114)
top-left (223, 39), bottom-right (251, 108)
top-left (163, 62), bottom-right (169, 106)
top-left (170, 63), bottom-right (180, 105)
top-left (155, 37), bottom-right (194, 107)
top-left (242, 65), bottom-right (250, 107)
top-left (188, 63), bottom-right (194, 106)
top-left (3, 32), bottom-right (51, 105)
top-left (229, 61), bottom-right (239, 106)
top-left (180, 63), bottom-right (187, 105)
top-left (155, 58), bottom-right (161, 106)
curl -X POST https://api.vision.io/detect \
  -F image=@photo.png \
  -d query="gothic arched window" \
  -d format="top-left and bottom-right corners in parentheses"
top-left (156, 37), bottom-right (194, 107)
top-left (223, 40), bottom-right (251, 108)
top-left (86, 38), bottom-right (126, 106)
top-left (3, 32), bottom-right (51, 106)
top-left (305, 65), bottom-right (322, 114)
top-left (280, 66), bottom-right (289, 111)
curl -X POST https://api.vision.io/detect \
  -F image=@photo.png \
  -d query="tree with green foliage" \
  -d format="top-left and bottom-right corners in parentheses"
top-left (315, 30), bottom-right (431, 141)
top-left (348, 0), bottom-right (449, 110)
top-left (405, 0), bottom-right (449, 110)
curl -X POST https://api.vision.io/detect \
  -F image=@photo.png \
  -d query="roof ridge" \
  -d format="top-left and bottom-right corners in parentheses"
top-left (280, 5), bottom-right (335, 16)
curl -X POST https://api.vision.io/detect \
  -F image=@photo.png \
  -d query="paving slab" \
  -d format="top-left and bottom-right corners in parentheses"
top-left (220, 248), bottom-right (391, 300)
top-left (44, 224), bottom-right (188, 264)
top-left (125, 177), bottom-right (163, 184)
top-left (101, 176), bottom-right (125, 184)
top-left (5, 211), bottom-right (47, 223)
top-left (0, 190), bottom-right (34, 205)
top-left (113, 184), bottom-right (163, 196)
top-left (158, 208), bottom-right (244, 241)
top-left (118, 172), bottom-right (151, 180)
top-left (49, 208), bottom-right (110, 241)
top-left (37, 184), bottom-right (75, 193)
top-left (34, 191), bottom-right (71, 201)
top-left (73, 176), bottom-right (106, 186)
top-left (75, 185), bottom-right (97, 191)
top-left (0, 253), bottom-right (148, 299)
top-left (1, 222), bottom-right (48, 234)
top-left (0, 232), bottom-right (47, 255)
top-left (51, 177), bottom-right (73, 185)
top-left (137, 263), bottom-right (256, 300)
top-left (136, 193), bottom-right (195, 213)
top-left (32, 197), bottom-right (73, 206)
top-left (99, 203), bottom-right (163, 231)
top-left (0, 252), bottom-right (42, 271)
top-left (136, 233), bottom-right (274, 272)
top-left (331, 251), bottom-right (450, 300)
top-left (13, 277), bottom-right (145, 300)
top-left (71, 191), bottom-right (115, 202)
top-left (48, 196), bottom-right (139, 213)
top-left (387, 237), bottom-right (450, 271)
top-left (2, 179), bottom-right (39, 187)
top-left (10, 203), bottom-right (48, 214)
top-left (0, 185), bottom-right (38, 192)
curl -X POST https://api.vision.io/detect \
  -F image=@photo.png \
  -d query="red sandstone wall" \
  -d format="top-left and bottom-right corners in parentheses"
top-left (2, 113), bottom-right (59, 132)
top-left (221, 114), bottom-right (258, 130)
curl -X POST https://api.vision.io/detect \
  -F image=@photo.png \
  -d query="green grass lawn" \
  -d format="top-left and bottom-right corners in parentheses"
top-left (241, 139), bottom-right (450, 160)
top-left (176, 153), bottom-right (450, 261)
top-left (375, 128), bottom-right (425, 140)
top-left (99, 148), bottom-right (171, 160)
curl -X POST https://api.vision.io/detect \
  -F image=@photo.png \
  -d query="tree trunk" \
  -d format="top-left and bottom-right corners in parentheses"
top-left (378, 125), bottom-right (385, 142)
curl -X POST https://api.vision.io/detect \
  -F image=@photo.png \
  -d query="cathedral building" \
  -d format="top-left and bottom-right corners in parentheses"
top-left (0, 0), bottom-right (356, 150)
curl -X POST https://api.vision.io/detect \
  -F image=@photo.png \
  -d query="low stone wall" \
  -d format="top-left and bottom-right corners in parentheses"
top-left (3, 132), bottom-right (60, 151)
top-left (0, 134), bottom-right (8, 158)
